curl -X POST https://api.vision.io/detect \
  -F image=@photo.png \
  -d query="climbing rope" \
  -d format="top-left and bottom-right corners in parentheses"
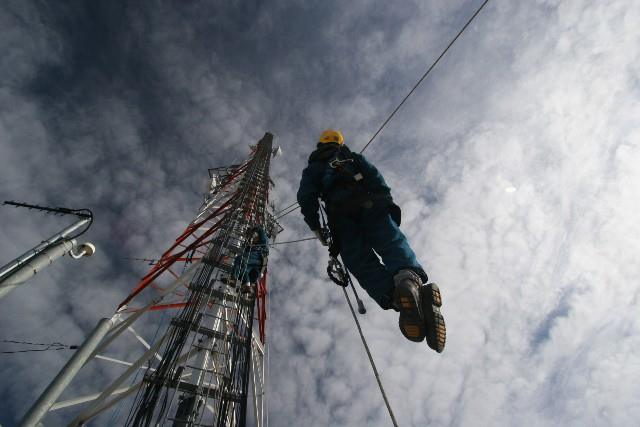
top-left (341, 285), bottom-right (399, 427)
top-left (325, 249), bottom-right (397, 425)
top-left (327, 255), bottom-right (366, 315)
top-left (318, 207), bottom-right (399, 424)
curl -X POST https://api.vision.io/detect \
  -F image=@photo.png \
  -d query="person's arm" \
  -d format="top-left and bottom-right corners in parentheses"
top-left (354, 153), bottom-right (391, 195)
top-left (296, 163), bottom-right (323, 231)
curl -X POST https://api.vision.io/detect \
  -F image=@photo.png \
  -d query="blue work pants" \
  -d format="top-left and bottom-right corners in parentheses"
top-left (232, 251), bottom-right (262, 283)
top-left (332, 207), bottom-right (427, 309)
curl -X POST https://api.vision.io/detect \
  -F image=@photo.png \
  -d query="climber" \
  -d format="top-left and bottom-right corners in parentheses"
top-left (296, 129), bottom-right (446, 352)
top-left (226, 226), bottom-right (268, 293)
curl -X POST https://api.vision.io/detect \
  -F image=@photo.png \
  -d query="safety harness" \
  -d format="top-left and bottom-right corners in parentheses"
top-left (322, 146), bottom-right (372, 212)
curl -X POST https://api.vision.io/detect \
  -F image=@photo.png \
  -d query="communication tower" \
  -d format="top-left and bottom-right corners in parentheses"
top-left (20, 132), bottom-right (282, 427)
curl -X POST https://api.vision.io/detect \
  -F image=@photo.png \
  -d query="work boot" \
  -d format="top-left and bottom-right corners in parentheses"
top-left (393, 270), bottom-right (426, 342)
top-left (421, 283), bottom-right (446, 353)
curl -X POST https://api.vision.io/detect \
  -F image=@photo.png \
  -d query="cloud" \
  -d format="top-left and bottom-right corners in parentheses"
top-left (1, 0), bottom-right (639, 426)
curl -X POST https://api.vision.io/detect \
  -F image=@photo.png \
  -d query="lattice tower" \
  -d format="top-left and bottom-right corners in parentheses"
top-left (19, 133), bottom-right (281, 427)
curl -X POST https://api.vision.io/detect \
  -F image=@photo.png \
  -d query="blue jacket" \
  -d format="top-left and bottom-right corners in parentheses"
top-left (296, 143), bottom-right (393, 231)
top-left (246, 227), bottom-right (269, 260)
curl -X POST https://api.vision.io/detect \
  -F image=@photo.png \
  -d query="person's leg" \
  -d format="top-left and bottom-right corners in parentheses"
top-left (362, 207), bottom-right (427, 282)
top-left (245, 252), bottom-right (263, 282)
top-left (239, 253), bottom-right (262, 293)
top-left (247, 266), bottom-right (260, 283)
top-left (240, 268), bottom-right (258, 293)
top-left (231, 254), bottom-right (244, 281)
top-left (240, 270), bottom-right (251, 284)
top-left (332, 216), bottom-right (395, 309)
top-left (356, 208), bottom-right (428, 341)
top-left (362, 207), bottom-right (446, 349)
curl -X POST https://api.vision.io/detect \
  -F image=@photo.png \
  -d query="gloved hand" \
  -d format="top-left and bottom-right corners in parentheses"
top-left (313, 229), bottom-right (328, 246)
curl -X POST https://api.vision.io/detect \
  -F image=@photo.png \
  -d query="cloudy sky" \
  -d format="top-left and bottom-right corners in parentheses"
top-left (1, 0), bottom-right (639, 426)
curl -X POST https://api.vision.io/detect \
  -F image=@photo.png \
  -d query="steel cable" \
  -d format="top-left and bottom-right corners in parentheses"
top-left (275, 0), bottom-right (490, 217)
top-left (360, 0), bottom-right (490, 153)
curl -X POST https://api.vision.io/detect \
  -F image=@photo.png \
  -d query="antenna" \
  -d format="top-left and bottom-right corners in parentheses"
top-left (0, 202), bottom-right (95, 299)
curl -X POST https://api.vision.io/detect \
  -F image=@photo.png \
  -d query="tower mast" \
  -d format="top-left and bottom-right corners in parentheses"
top-left (20, 132), bottom-right (282, 427)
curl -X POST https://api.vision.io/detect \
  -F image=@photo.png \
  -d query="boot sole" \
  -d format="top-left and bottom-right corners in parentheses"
top-left (422, 283), bottom-right (446, 353)
top-left (395, 281), bottom-right (426, 342)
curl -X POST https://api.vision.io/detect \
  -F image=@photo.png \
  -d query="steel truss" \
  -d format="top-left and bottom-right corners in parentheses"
top-left (20, 133), bottom-right (282, 427)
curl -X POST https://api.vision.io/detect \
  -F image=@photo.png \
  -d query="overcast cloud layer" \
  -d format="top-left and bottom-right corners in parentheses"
top-left (1, 1), bottom-right (639, 426)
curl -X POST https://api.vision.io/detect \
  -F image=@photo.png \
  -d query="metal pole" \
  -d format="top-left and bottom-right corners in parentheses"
top-left (19, 317), bottom-right (115, 427)
top-left (0, 240), bottom-right (75, 299)
top-left (0, 217), bottom-right (90, 280)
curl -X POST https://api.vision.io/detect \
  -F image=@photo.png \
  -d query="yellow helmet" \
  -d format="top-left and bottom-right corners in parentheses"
top-left (319, 129), bottom-right (344, 145)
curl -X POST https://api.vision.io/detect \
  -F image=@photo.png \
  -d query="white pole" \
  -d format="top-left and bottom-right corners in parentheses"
top-left (19, 317), bottom-right (115, 427)
top-left (0, 217), bottom-right (90, 280)
top-left (0, 240), bottom-right (75, 299)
